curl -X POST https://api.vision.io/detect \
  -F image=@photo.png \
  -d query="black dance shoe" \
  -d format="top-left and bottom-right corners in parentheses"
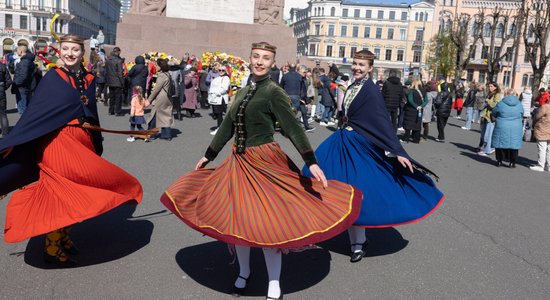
top-left (231, 275), bottom-right (250, 297)
top-left (496, 161), bottom-right (503, 167)
top-left (350, 242), bottom-right (368, 263)
top-left (509, 162), bottom-right (516, 168)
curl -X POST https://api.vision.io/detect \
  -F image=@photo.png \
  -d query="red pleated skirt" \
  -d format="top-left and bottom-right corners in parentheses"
top-left (4, 125), bottom-right (143, 243)
top-left (161, 142), bottom-right (362, 248)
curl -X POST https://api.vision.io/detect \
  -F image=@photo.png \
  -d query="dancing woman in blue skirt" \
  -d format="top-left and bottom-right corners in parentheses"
top-left (303, 50), bottom-right (444, 262)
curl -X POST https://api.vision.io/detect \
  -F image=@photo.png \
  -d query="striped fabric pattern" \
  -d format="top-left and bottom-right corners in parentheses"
top-left (162, 142), bottom-right (362, 248)
top-left (4, 125), bottom-right (143, 243)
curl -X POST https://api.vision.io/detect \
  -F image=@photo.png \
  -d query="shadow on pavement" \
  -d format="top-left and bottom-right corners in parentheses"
top-left (23, 203), bottom-right (154, 269)
top-left (319, 228), bottom-right (408, 258)
top-left (175, 241), bottom-right (331, 297)
top-left (451, 142), bottom-right (479, 153)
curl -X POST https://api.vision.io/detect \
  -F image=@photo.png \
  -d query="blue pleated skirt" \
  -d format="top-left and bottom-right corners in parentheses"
top-left (303, 129), bottom-right (444, 227)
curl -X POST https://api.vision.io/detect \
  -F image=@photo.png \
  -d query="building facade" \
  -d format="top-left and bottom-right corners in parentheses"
top-left (0, 0), bottom-right (120, 57)
top-left (434, 0), bottom-right (550, 90)
top-left (290, 0), bottom-right (436, 80)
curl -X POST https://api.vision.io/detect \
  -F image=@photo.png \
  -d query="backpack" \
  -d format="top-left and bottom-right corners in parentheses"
top-left (164, 73), bottom-right (177, 98)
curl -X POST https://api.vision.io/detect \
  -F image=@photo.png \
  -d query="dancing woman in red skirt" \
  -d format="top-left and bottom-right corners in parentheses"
top-left (0, 35), bottom-right (142, 267)
top-left (161, 42), bottom-right (362, 299)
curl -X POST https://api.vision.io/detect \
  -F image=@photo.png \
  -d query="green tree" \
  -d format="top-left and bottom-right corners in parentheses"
top-left (427, 33), bottom-right (457, 79)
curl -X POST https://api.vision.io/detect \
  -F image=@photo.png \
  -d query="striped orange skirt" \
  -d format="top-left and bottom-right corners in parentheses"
top-left (4, 125), bottom-right (143, 243)
top-left (161, 142), bottom-right (362, 248)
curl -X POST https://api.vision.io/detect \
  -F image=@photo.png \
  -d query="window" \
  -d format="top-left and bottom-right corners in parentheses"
top-left (38, 0), bottom-right (44, 9)
top-left (397, 50), bottom-right (404, 61)
top-left (470, 46), bottom-right (477, 59)
top-left (400, 29), bottom-right (406, 40)
top-left (496, 23), bottom-right (504, 38)
top-left (341, 25), bottom-right (347, 37)
top-left (415, 12), bottom-right (419, 21)
top-left (352, 26), bottom-right (359, 37)
top-left (309, 44), bottom-right (317, 56)
top-left (326, 45), bottom-right (333, 57)
top-left (503, 71), bottom-right (511, 87)
top-left (374, 48), bottom-right (381, 59)
top-left (529, 75), bottom-right (534, 87)
top-left (493, 47), bottom-right (501, 59)
top-left (472, 22), bottom-right (480, 37)
top-left (467, 69), bottom-right (474, 82)
top-left (339, 46), bottom-right (346, 58)
top-left (342, 9), bottom-right (348, 17)
top-left (509, 23), bottom-right (517, 37)
top-left (364, 26), bottom-right (370, 38)
top-left (328, 24), bottom-right (335, 36)
top-left (505, 47), bottom-right (513, 62)
top-left (330, 7), bottom-right (335, 16)
top-left (35, 16), bottom-right (41, 31)
top-left (6, 0), bottom-right (12, 7)
top-left (5, 14), bottom-right (13, 28)
top-left (413, 50), bottom-right (421, 63)
top-left (385, 49), bottom-right (392, 60)
top-left (482, 46), bottom-right (489, 59)
top-left (524, 53), bottom-right (530, 63)
top-left (56, 0), bottom-right (61, 9)
top-left (20, 15), bottom-right (27, 30)
top-left (351, 47), bottom-right (357, 58)
top-left (354, 9), bottom-right (360, 18)
top-left (389, 11), bottom-right (395, 20)
top-left (377, 10), bottom-right (384, 19)
top-left (401, 12), bottom-right (407, 20)
top-left (20, 0), bottom-right (27, 8)
top-left (479, 70), bottom-right (486, 83)
top-left (314, 24), bottom-right (320, 35)
top-left (522, 74), bottom-right (529, 86)
top-left (366, 10), bottom-right (372, 19)
top-left (483, 23), bottom-right (491, 37)
top-left (387, 28), bottom-right (394, 40)
top-left (376, 27), bottom-right (382, 39)
top-left (415, 29), bottom-right (423, 42)
top-left (420, 12), bottom-right (424, 22)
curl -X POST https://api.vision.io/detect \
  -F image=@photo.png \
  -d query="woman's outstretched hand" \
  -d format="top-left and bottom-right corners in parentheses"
top-left (309, 164), bottom-right (328, 188)
top-left (397, 156), bottom-right (414, 173)
top-left (195, 157), bottom-right (209, 170)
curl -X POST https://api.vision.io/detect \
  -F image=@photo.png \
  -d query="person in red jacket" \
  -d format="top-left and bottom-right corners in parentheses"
top-left (535, 88), bottom-right (550, 107)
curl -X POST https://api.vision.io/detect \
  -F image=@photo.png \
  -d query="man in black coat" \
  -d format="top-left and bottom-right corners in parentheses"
top-left (12, 46), bottom-right (36, 115)
top-left (435, 78), bottom-right (452, 142)
top-left (105, 47), bottom-right (124, 116)
top-left (281, 64), bottom-right (314, 132)
top-left (0, 61), bottom-right (12, 137)
top-left (382, 69), bottom-right (405, 131)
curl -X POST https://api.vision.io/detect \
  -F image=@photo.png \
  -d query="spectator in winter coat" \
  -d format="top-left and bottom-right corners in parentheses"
top-left (12, 46), bottom-right (36, 114)
top-left (281, 65), bottom-right (314, 131)
top-left (382, 69), bottom-right (405, 131)
top-left (269, 64), bottom-right (281, 85)
top-left (453, 82), bottom-right (465, 118)
top-left (127, 56), bottom-right (148, 98)
top-left (535, 88), bottom-right (549, 107)
top-left (520, 87), bottom-right (533, 137)
top-left (461, 82), bottom-right (478, 130)
top-left (530, 96), bottom-right (550, 171)
top-left (434, 78), bottom-right (452, 142)
top-left (198, 69), bottom-right (210, 109)
top-left (402, 79), bottom-right (428, 143)
top-left (105, 47), bottom-right (124, 115)
top-left (478, 82), bottom-right (502, 155)
top-left (0, 61), bottom-right (12, 137)
top-left (422, 81), bottom-right (437, 140)
top-left (168, 60), bottom-right (182, 120)
top-left (491, 89), bottom-right (523, 167)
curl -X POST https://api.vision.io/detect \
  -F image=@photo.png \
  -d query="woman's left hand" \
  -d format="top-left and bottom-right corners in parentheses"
top-left (397, 156), bottom-right (414, 173)
top-left (309, 164), bottom-right (328, 188)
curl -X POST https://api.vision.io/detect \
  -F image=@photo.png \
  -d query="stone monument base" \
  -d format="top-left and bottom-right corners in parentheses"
top-left (116, 13), bottom-right (297, 64)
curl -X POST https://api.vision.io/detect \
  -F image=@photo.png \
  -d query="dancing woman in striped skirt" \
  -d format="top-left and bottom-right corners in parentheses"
top-left (161, 42), bottom-right (362, 300)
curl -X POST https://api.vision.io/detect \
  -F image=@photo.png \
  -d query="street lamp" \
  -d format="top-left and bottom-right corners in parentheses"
top-left (419, 11), bottom-right (427, 81)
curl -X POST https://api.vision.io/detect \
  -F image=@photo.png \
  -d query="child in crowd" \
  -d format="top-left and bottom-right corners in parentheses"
top-left (127, 86), bottom-right (149, 142)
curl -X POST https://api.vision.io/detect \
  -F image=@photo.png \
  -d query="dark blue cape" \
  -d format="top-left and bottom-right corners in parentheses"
top-left (346, 80), bottom-right (437, 178)
top-left (0, 69), bottom-right (101, 196)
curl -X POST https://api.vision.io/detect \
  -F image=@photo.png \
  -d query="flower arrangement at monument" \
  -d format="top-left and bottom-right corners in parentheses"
top-left (202, 51), bottom-right (249, 87)
top-left (127, 51), bottom-right (180, 70)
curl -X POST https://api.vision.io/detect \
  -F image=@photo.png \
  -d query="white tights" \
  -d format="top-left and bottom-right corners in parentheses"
top-left (234, 245), bottom-right (281, 299)
top-left (348, 226), bottom-right (367, 253)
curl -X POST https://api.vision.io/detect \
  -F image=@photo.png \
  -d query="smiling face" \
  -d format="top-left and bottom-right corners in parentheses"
top-left (59, 42), bottom-right (84, 70)
top-left (351, 58), bottom-right (373, 81)
top-left (249, 48), bottom-right (275, 79)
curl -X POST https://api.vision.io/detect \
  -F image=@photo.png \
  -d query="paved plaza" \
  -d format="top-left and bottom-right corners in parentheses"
top-left (1, 94), bottom-right (549, 299)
